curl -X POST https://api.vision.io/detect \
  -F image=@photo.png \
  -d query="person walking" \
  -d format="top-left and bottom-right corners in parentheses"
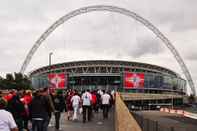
top-left (91, 91), bottom-right (98, 113)
top-left (20, 90), bottom-right (32, 131)
top-left (0, 97), bottom-right (18, 131)
top-left (53, 90), bottom-right (65, 130)
top-left (66, 90), bottom-right (74, 121)
top-left (81, 90), bottom-right (92, 123)
top-left (101, 90), bottom-right (111, 119)
top-left (29, 90), bottom-right (50, 131)
top-left (71, 92), bottom-right (81, 121)
top-left (7, 92), bottom-right (26, 131)
top-left (40, 87), bottom-right (55, 130)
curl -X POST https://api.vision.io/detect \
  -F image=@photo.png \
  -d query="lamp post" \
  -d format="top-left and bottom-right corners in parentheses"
top-left (49, 52), bottom-right (53, 67)
top-left (48, 52), bottom-right (53, 88)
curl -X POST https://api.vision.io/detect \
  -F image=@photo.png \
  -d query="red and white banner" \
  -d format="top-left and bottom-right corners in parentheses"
top-left (124, 72), bottom-right (144, 89)
top-left (48, 73), bottom-right (67, 89)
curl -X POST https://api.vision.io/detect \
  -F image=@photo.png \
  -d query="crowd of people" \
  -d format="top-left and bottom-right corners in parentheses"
top-left (0, 88), bottom-right (115, 131)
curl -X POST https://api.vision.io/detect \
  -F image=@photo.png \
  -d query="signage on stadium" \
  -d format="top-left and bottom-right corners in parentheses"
top-left (48, 73), bottom-right (68, 89)
top-left (124, 72), bottom-right (144, 89)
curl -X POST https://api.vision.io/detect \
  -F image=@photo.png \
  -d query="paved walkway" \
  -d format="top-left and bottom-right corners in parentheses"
top-left (48, 109), bottom-right (115, 131)
top-left (136, 111), bottom-right (197, 131)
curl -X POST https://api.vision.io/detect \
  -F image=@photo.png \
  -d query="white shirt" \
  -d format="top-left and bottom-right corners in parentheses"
top-left (98, 90), bottom-right (103, 96)
top-left (0, 109), bottom-right (17, 131)
top-left (71, 95), bottom-right (81, 106)
top-left (101, 93), bottom-right (111, 105)
top-left (81, 92), bottom-right (92, 106)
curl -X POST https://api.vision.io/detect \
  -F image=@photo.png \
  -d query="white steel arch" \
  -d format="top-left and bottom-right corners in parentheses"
top-left (20, 5), bottom-right (196, 95)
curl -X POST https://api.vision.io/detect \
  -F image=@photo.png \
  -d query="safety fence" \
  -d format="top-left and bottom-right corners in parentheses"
top-left (132, 112), bottom-right (178, 131)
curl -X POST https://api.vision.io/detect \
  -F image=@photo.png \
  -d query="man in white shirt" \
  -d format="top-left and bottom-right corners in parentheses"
top-left (71, 92), bottom-right (81, 120)
top-left (81, 90), bottom-right (92, 123)
top-left (0, 98), bottom-right (18, 131)
top-left (101, 90), bottom-right (111, 119)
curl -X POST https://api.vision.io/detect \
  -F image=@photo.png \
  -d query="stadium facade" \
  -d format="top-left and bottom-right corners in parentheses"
top-left (30, 60), bottom-right (186, 95)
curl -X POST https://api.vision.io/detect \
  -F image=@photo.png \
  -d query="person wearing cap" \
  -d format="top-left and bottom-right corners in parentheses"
top-left (0, 97), bottom-right (18, 131)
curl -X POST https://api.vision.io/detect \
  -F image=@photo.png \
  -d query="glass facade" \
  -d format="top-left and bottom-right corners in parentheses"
top-left (31, 72), bottom-right (186, 94)
top-left (144, 73), bottom-right (186, 92)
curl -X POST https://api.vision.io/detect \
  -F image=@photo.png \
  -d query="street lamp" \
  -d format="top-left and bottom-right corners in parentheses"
top-left (48, 52), bottom-right (53, 88)
top-left (49, 52), bottom-right (53, 67)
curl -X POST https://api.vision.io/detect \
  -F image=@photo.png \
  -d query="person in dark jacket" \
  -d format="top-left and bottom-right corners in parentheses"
top-left (53, 90), bottom-right (65, 130)
top-left (29, 90), bottom-right (50, 131)
top-left (40, 87), bottom-right (55, 131)
top-left (7, 93), bottom-right (26, 131)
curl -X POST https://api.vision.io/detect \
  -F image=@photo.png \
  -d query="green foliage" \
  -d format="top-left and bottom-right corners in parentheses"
top-left (0, 72), bottom-right (32, 90)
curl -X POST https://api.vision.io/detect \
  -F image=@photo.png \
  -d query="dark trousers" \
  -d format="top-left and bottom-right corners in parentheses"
top-left (94, 104), bottom-right (99, 113)
top-left (15, 118), bottom-right (24, 131)
top-left (55, 111), bottom-right (61, 129)
top-left (32, 120), bottom-right (44, 131)
top-left (82, 105), bottom-right (91, 122)
top-left (43, 117), bottom-right (49, 131)
top-left (102, 104), bottom-right (109, 119)
top-left (23, 117), bottom-right (29, 130)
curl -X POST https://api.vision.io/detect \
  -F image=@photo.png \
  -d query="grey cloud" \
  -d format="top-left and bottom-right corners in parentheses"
top-left (186, 52), bottom-right (197, 61)
top-left (125, 37), bottom-right (164, 58)
top-left (148, 1), bottom-right (197, 32)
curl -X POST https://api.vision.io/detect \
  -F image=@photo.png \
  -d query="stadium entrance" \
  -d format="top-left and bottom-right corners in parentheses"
top-left (68, 75), bottom-right (121, 91)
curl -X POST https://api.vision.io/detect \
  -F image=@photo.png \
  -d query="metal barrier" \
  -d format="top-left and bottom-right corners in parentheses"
top-left (132, 112), bottom-right (176, 131)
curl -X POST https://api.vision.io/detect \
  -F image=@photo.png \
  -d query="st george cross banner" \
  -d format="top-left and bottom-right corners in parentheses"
top-left (124, 72), bottom-right (145, 89)
top-left (48, 73), bottom-right (67, 89)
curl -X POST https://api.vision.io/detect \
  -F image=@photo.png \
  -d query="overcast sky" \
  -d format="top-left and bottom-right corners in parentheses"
top-left (0, 0), bottom-right (197, 93)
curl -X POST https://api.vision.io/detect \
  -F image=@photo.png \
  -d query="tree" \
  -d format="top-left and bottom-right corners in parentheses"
top-left (0, 76), bottom-right (5, 89)
top-left (6, 73), bottom-right (14, 81)
top-left (0, 73), bottom-right (32, 90)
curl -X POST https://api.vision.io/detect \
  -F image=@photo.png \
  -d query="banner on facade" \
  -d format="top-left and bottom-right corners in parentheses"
top-left (48, 73), bottom-right (67, 89)
top-left (124, 72), bottom-right (144, 89)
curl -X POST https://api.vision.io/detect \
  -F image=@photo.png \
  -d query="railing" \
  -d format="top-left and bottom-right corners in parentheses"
top-left (132, 112), bottom-right (176, 131)
top-left (115, 93), bottom-right (142, 131)
top-left (121, 93), bottom-right (183, 101)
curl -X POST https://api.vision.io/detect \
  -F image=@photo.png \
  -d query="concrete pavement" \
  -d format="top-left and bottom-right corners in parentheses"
top-left (48, 109), bottom-right (115, 131)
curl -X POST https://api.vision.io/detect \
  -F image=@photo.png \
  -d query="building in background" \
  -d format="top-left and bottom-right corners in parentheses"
top-left (30, 60), bottom-right (186, 109)
top-left (30, 60), bottom-right (186, 93)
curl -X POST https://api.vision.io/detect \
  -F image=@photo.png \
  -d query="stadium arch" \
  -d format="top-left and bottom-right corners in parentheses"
top-left (20, 5), bottom-right (196, 95)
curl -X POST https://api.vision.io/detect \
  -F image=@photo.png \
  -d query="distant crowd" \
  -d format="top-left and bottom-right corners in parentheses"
top-left (0, 88), bottom-right (115, 131)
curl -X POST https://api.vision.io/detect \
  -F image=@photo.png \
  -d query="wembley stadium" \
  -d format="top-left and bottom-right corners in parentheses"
top-left (29, 60), bottom-right (186, 95)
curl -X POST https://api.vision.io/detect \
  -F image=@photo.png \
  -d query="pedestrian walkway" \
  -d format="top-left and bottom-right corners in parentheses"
top-left (48, 109), bottom-right (114, 131)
